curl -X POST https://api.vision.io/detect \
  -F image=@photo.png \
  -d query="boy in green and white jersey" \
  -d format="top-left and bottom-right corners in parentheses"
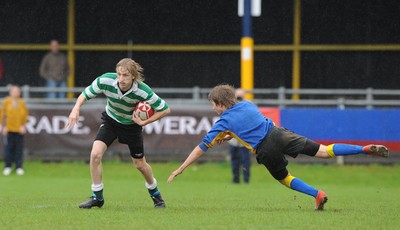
top-left (67, 58), bottom-right (170, 208)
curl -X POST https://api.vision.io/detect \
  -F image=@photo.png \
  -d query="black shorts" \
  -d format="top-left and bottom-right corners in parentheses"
top-left (255, 126), bottom-right (320, 180)
top-left (95, 112), bottom-right (144, 159)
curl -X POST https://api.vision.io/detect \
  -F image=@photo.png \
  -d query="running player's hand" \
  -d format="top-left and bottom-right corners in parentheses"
top-left (132, 112), bottom-right (146, 126)
top-left (66, 107), bottom-right (80, 129)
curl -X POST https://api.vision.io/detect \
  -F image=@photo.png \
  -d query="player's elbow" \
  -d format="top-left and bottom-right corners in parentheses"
top-left (164, 108), bottom-right (171, 115)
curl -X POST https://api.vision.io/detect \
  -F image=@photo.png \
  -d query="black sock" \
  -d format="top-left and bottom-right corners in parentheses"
top-left (148, 187), bottom-right (160, 196)
top-left (94, 190), bottom-right (104, 201)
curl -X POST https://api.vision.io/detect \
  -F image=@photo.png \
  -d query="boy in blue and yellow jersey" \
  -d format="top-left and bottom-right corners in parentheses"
top-left (228, 88), bottom-right (252, 184)
top-left (67, 58), bottom-right (170, 209)
top-left (168, 84), bottom-right (389, 211)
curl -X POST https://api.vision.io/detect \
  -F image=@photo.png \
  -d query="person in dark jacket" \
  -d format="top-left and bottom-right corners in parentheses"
top-left (39, 39), bottom-right (69, 99)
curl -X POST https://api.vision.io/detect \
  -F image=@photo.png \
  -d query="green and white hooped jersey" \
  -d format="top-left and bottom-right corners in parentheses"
top-left (82, 72), bottom-right (169, 125)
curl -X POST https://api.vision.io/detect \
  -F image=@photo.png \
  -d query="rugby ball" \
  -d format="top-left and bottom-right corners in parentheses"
top-left (135, 101), bottom-right (155, 120)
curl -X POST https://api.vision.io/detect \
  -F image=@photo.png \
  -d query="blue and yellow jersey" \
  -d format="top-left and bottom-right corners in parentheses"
top-left (199, 101), bottom-right (274, 153)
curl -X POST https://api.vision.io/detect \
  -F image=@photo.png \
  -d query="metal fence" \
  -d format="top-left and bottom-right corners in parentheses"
top-left (1, 86), bottom-right (400, 109)
top-left (0, 85), bottom-right (398, 164)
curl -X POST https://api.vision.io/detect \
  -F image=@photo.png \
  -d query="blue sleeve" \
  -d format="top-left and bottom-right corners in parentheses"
top-left (198, 142), bottom-right (209, 152)
top-left (198, 119), bottom-right (228, 152)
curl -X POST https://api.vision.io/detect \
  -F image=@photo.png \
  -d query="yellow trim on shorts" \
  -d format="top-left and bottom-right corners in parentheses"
top-left (327, 144), bottom-right (336, 158)
top-left (282, 175), bottom-right (295, 188)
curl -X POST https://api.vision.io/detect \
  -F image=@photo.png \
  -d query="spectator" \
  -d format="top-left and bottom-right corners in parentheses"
top-left (228, 88), bottom-right (251, 183)
top-left (39, 39), bottom-right (69, 99)
top-left (1, 85), bottom-right (29, 176)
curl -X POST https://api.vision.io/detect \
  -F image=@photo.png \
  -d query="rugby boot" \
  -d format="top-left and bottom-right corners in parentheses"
top-left (315, 190), bottom-right (328, 211)
top-left (362, 144), bottom-right (389, 158)
top-left (151, 193), bottom-right (166, 208)
top-left (79, 195), bottom-right (104, 209)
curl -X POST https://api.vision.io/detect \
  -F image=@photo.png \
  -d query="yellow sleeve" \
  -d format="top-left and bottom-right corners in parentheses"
top-left (20, 100), bottom-right (29, 125)
top-left (0, 99), bottom-right (7, 126)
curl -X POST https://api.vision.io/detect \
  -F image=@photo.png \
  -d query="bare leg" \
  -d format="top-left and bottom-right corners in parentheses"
top-left (90, 140), bottom-right (108, 185)
top-left (314, 144), bottom-right (331, 159)
top-left (132, 156), bottom-right (166, 207)
top-left (132, 157), bottom-right (154, 184)
top-left (78, 140), bottom-right (108, 208)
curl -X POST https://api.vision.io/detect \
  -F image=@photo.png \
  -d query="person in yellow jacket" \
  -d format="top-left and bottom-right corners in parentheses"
top-left (1, 85), bottom-right (29, 176)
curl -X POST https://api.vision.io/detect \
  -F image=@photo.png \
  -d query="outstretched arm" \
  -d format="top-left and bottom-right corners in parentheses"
top-left (167, 145), bottom-right (205, 183)
top-left (66, 93), bottom-right (86, 129)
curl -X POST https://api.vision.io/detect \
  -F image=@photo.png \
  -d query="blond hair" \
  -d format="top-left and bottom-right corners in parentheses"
top-left (208, 84), bottom-right (237, 108)
top-left (116, 58), bottom-right (145, 82)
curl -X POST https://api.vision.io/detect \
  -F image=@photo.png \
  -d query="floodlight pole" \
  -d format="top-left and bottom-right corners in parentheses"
top-left (241, 0), bottom-right (254, 100)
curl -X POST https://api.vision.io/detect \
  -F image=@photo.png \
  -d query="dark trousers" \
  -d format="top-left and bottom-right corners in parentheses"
top-left (4, 132), bottom-right (24, 169)
top-left (229, 145), bottom-right (251, 183)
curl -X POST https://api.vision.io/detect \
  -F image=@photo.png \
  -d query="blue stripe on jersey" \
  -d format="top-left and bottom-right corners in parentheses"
top-left (199, 101), bottom-right (274, 153)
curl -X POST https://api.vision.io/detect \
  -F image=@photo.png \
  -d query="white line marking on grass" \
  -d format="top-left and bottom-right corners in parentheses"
top-left (32, 205), bottom-right (55, 209)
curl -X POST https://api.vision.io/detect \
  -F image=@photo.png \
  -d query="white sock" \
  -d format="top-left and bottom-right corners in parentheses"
top-left (91, 183), bottom-right (104, 192)
top-left (145, 178), bottom-right (157, 190)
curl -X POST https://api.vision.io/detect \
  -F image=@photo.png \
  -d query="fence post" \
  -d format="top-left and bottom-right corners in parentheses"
top-left (336, 97), bottom-right (345, 165)
top-left (193, 86), bottom-right (200, 101)
top-left (337, 97), bottom-right (345, 110)
top-left (278, 86), bottom-right (286, 109)
top-left (366, 87), bottom-right (373, 109)
top-left (22, 85), bottom-right (30, 101)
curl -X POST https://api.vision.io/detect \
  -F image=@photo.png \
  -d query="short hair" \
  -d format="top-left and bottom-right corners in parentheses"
top-left (208, 84), bottom-right (237, 108)
top-left (8, 84), bottom-right (21, 97)
top-left (116, 58), bottom-right (145, 82)
top-left (7, 84), bottom-right (20, 91)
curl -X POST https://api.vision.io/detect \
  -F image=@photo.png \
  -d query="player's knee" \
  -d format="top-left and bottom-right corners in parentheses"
top-left (272, 168), bottom-right (289, 181)
top-left (133, 158), bottom-right (147, 171)
top-left (91, 141), bottom-right (107, 163)
top-left (90, 153), bottom-right (102, 164)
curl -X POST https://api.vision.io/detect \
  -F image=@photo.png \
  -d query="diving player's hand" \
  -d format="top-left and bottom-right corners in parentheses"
top-left (216, 134), bottom-right (232, 144)
top-left (167, 168), bottom-right (183, 183)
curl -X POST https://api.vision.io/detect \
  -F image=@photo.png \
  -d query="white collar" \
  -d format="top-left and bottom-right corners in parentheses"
top-left (113, 80), bottom-right (138, 97)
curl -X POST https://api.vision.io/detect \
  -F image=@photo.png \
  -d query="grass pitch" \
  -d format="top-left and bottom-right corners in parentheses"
top-left (0, 161), bottom-right (399, 229)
